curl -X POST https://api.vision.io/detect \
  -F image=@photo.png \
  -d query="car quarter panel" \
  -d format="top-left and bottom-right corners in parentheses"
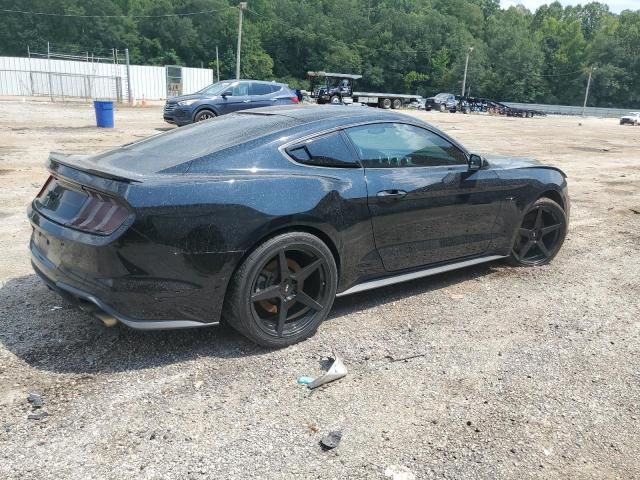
top-left (126, 166), bottom-right (380, 297)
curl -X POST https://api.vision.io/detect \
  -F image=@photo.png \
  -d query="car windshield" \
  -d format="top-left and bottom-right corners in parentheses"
top-left (197, 81), bottom-right (235, 95)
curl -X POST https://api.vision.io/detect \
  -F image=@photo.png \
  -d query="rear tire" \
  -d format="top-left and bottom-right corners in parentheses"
top-left (224, 232), bottom-right (338, 348)
top-left (391, 99), bottom-right (402, 109)
top-left (509, 198), bottom-right (567, 267)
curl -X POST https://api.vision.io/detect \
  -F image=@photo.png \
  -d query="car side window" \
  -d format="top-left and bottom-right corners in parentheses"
top-left (286, 132), bottom-right (359, 168)
top-left (232, 82), bottom-right (250, 96)
top-left (249, 82), bottom-right (273, 96)
top-left (270, 85), bottom-right (282, 93)
top-left (345, 123), bottom-right (467, 168)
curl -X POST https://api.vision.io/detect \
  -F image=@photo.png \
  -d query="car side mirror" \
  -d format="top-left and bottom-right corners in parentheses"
top-left (221, 90), bottom-right (233, 98)
top-left (468, 154), bottom-right (483, 171)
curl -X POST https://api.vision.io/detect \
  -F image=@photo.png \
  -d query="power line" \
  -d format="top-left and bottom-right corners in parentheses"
top-left (0, 6), bottom-right (236, 18)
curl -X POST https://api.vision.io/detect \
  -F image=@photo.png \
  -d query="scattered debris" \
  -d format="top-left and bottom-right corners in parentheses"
top-left (194, 380), bottom-right (203, 390)
top-left (27, 392), bottom-right (44, 409)
top-left (299, 357), bottom-right (348, 389)
top-left (49, 306), bottom-right (62, 311)
top-left (385, 353), bottom-right (427, 363)
top-left (630, 208), bottom-right (640, 215)
top-left (27, 411), bottom-right (49, 421)
top-left (296, 376), bottom-right (314, 386)
top-left (306, 422), bottom-right (319, 433)
top-left (385, 465), bottom-right (416, 480)
top-left (320, 431), bottom-right (342, 450)
top-left (449, 293), bottom-right (465, 300)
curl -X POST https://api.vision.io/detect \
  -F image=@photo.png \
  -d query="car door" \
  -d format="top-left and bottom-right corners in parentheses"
top-left (248, 82), bottom-right (274, 108)
top-left (219, 81), bottom-right (251, 114)
top-left (344, 122), bottom-right (501, 272)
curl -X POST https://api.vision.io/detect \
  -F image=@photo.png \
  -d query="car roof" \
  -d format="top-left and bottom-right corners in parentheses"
top-left (222, 79), bottom-right (288, 86)
top-left (239, 105), bottom-right (413, 125)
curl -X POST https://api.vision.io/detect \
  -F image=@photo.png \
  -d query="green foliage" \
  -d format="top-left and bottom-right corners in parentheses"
top-left (0, 0), bottom-right (638, 106)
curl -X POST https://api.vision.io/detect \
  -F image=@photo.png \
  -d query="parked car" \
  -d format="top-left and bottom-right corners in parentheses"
top-left (620, 112), bottom-right (640, 125)
top-left (407, 99), bottom-right (426, 110)
top-left (29, 106), bottom-right (569, 347)
top-left (425, 92), bottom-right (457, 112)
top-left (163, 79), bottom-right (299, 126)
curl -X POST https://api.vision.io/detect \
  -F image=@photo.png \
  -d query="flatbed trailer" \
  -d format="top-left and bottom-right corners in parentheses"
top-left (351, 91), bottom-right (423, 109)
top-left (308, 71), bottom-right (422, 109)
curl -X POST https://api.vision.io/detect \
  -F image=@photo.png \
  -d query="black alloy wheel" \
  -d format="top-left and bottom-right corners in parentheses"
top-left (510, 198), bottom-right (567, 266)
top-left (194, 109), bottom-right (215, 122)
top-left (224, 232), bottom-right (337, 347)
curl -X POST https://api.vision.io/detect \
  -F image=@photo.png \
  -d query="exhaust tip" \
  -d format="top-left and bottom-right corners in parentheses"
top-left (93, 311), bottom-right (118, 327)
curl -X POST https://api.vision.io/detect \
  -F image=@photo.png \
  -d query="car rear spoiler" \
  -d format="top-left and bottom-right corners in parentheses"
top-left (48, 152), bottom-right (141, 183)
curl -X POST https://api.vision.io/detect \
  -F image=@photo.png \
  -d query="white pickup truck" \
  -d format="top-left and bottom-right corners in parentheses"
top-left (620, 112), bottom-right (640, 125)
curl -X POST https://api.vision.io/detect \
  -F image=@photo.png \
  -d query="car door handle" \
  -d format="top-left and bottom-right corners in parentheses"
top-left (377, 189), bottom-right (407, 199)
top-left (243, 99), bottom-right (251, 103)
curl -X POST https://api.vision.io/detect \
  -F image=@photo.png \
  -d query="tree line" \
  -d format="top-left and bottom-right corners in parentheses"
top-left (1, 0), bottom-right (639, 107)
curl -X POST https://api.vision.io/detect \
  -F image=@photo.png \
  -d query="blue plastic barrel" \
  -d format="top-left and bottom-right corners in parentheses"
top-left (93, 100), bottom-right (114, 128)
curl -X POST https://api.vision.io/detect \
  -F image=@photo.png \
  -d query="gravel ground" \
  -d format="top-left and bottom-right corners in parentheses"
top-left (0, 100), bottom-right (639, 479)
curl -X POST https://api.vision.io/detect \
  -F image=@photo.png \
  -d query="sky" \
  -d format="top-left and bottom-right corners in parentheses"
top-left (500, 0), bottom-right (639, 13)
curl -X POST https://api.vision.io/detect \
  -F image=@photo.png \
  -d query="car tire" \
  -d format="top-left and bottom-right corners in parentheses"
top-left (391, 99), bottom-right (402, 109)
top-left (224, 232), bottom-right (338, 348)
top-left (330, 95), bottom-right (341, 104)
top-left (509, 197), bottom-right (567, 267)
top-left (439, 104), bottom-right (446, 112)
top-left (194, 109), bottom-right (216, 122)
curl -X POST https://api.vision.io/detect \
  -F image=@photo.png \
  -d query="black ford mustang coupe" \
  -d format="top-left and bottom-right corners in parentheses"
top-left (29, 106), bottom-right (569, 347)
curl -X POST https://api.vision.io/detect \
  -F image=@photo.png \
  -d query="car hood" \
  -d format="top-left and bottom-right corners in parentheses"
top-left (166, 93), bottom-right (210, 104)
top-left (484, 155), bottom-right (566, 177)
top-left (621, 115), bottom-right (637, 120)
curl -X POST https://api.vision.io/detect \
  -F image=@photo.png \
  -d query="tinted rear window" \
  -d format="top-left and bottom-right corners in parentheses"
top-left (250, 83), bottom-right (273, 95)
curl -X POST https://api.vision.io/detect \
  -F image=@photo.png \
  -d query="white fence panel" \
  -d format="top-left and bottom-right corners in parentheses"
top-left (128, 65), bottom-right (165, 101)
top-left (0, 56), bottom-right (214, 101)
top-left (182, 67), bottom-right (214, 95)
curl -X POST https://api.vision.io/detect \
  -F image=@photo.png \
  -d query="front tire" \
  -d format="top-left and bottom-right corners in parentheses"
top-left (224, 232), bottom-right (338, 348)
top-left (391, 99), bottom-right (402, 109)
top-left (330, 95), bottom-right (341, 104)
top-left (194, 109), bottom-right (216, 122)
top-left (379, 98), bottom-right (392, 109)
top-left (509, 198), bottom-right (567, 266)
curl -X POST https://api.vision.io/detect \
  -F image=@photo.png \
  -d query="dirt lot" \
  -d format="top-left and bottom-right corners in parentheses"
top-left (0, 100), bottom-right (639, 479)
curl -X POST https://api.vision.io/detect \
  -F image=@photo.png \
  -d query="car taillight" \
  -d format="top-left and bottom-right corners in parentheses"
top-left (291, 96), bottom-right (299, 104)
top-left (68, 191), bottom-right (130, 235)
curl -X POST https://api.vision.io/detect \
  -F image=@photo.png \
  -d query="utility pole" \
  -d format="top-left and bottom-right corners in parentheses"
top-left (125, 48), bottom-right (132, 106)
top-left (582, 66), bottom-right (594, 117)
top-left (461, 47), bottom-right (474, 98)
top-left (216, 46), bottom-right (220, 82)
top-left (236, 2), bottom-right (247, 80)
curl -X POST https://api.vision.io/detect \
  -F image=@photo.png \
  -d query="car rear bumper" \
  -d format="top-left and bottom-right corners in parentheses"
top-left (28, 206), bottom-right (241, 330)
